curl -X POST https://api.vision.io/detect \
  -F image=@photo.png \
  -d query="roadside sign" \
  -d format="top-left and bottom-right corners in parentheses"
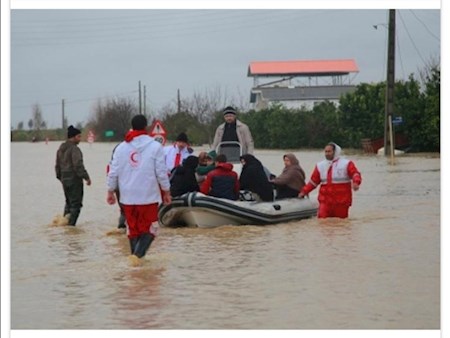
top-left (153, 135), bottom-right (166, 145)
top-left (105, 130), bottom-right (114, 137)
top-left (392, 116), bottom-right (403, 126)
top-left (149, 120), bottom-right (167, 136)
top-left (149, 120), bottom-right (167, 145)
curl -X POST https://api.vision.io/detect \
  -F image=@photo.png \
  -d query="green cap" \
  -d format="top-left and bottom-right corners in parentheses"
top-left (207, 150), bottom-right (217, 160)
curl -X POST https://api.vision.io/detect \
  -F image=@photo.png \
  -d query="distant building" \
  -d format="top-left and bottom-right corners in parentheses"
top-left (248, 59), bottom-right (359, 110)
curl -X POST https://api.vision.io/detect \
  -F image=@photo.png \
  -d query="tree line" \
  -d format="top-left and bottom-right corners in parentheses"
top-left (12, 66), bottom-right (439, 152)
top-left (240, 65), bottom-right (439, 151)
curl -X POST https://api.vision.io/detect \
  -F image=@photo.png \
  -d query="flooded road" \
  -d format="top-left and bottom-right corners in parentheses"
top-left (9, 142), bottom-right (440, 332)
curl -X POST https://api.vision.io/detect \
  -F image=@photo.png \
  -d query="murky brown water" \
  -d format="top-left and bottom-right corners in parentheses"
top-left (10, 142), bottom-right (440, 330)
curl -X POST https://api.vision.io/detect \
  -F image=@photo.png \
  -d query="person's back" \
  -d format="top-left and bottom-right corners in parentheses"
top-left (170, 155), bottom-right (200, 197)
top-left (239, 154), bottom-right (274, 202)
top-left (107, 114), bottom-right (171, 265)
top-left (200, 154), bottom-right (240, 200)
top-left (113, 135), bottom-right (167, 204)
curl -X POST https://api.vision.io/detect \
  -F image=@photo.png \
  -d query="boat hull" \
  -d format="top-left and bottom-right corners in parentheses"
top-left (158, 192), bottom-right (318, 228)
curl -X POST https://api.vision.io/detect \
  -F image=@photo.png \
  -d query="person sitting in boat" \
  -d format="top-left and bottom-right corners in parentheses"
top-left (198, 151), bottom-right (208, 166)
top-left (195, 150), bottom-right (217, 183)
top-left (239, 154), bottom-right (274, 202)
top-left (164, 132), bottom-right (192, 174)
top-left (200, 154), bottom-right (240, 200)
top-left (170, 155), bottom-right (200, 197)
top-left (270, 153), bottom-right (306, 200)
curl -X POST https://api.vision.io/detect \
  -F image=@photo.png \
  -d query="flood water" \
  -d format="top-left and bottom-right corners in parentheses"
top-left (8, 141), bottom-right (440, 334)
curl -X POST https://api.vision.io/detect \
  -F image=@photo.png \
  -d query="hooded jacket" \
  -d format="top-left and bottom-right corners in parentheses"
top-left (301, 143), bottom-right (362, 206)
top-left (200, 162), bottom-right (240, 200)
top-left (107, 134), bottom-right (170, 205)
top-left (239, 154), bottom-right (274, 202)
top-left (170, 155), bottom-right (200, 197)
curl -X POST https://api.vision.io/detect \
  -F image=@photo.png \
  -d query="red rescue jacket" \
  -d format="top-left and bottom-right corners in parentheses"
top-left (302, 158), bottom-right (361, 206)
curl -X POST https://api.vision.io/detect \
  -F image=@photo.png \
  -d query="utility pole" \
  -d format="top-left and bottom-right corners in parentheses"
top-left (384, 9), bottom-right (396, 164)
top-left (62, 98), bottom-right (65, 129)
top-left (138, 80), bottom-right (142, 115)
top-left (177, 89), bottom-right (181, 113)
top-left (143, 85), bottom-right (147, 115)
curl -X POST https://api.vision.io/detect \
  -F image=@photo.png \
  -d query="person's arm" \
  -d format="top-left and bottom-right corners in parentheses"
top-left (347, 161), bottom-right (362, 191)
top-left (155, 144), bottom-right (171, 192)
top-left (106, 150), bottom-right (118, 204)
top-left (272, 171), bottom-right (290, 186)
top-left (55, 152), bottom-right (61, 181)
top-left (72, 146), bottom-right (91, 184)
top-left (161, 189), bottom-right (172, 205)
top-left (211, 125), bottom-right (223, 151)
top-left (107, 145), bottom-right (120, 193)
top-left (107, 190), bottom-right (116, 205)
top-left (242, 124), bottom-right (254, 154)
top-left (299, 166), bottom-right (320, 197)
top-left (200, 172), bottom-right (213, 195)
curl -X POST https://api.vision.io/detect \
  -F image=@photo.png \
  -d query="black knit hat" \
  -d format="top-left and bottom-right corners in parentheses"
top-left (176, 132), bottom-right (188, 143)
top-left (131, 115), bottom-right (148, 130)
top-left (223, 106), bottom-right (236, 116)
top-left (67, 125), bottom-right (81, 138)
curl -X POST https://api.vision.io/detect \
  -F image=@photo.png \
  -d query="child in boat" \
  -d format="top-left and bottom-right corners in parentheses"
top-left (195, 150), bottom-right (217, 184)
top-left (200, 154), bottom-right (240, 200)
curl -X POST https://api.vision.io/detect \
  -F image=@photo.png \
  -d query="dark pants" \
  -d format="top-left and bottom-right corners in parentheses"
top-left (115, 189), bottom-right (126, 228)
top-left (275, 185), bottom-right (299, 200)
top-left (62, 179), bottom-right (84, 225)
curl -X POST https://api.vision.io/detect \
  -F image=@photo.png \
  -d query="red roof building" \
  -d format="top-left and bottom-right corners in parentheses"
top-left (248, 59), bottom-right (359, 77)
top-left (247, 59), bottom-right (359, 111)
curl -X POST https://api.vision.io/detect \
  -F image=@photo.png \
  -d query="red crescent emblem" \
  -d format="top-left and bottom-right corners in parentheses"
top-left (130, 151), bottom-right (139, 167)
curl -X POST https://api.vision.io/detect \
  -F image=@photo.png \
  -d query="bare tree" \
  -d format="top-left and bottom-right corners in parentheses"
top-left (88, 96), bottom-right (137, 141)
top-left (31, 103), bottom-right (45, 132)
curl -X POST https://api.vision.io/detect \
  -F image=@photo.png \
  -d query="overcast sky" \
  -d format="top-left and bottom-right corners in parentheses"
top-left (0, 3), bottom-right (446, 338)
top-left (7, 3), bottom-right (442, 129)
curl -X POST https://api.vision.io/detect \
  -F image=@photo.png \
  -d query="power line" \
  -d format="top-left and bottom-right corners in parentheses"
top-left (398, 11), bottom-right (428, 69)
top-left (11, 10), bottom-right (339, 47)
top-left (408, 9), bottom-right (440, 43)
top-left (11, 90), bottom-right (137, 109)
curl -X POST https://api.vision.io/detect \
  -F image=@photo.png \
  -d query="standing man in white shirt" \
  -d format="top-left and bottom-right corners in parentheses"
top-left (107, 115), bottom-right (171, 266)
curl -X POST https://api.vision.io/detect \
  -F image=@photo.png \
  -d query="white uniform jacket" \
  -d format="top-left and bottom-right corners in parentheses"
top-left (164, 144), bottom-right (191, 172)
top-left (107, 135), bottom-right (170, 205)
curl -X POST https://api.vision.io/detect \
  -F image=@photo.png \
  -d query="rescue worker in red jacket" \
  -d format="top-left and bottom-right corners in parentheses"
top-left (299, 142), bottom-right (361, 218)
